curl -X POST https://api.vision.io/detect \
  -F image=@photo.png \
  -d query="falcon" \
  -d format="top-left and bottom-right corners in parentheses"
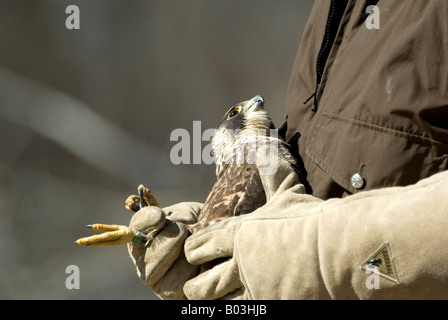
top-left (75, 95), bottom-right (306, 245)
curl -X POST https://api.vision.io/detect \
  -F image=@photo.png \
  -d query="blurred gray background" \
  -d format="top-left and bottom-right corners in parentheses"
top-left (0, 0), bottom-right (313, 299)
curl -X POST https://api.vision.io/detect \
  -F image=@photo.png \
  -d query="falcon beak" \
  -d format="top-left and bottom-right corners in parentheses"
top-left (247, 95), bottom-right (264, 112)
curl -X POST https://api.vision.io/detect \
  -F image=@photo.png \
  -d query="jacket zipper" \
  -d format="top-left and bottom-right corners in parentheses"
top-left (317, 0), bottom-right (336, 85)
top-left (304, 0), bottom-right (348, 112)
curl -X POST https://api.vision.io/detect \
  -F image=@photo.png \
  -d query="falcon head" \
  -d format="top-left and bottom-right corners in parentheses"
top-left (215, 95), bottom-right (273, 132)
top-left (211, 95), bottom-right (276, 172)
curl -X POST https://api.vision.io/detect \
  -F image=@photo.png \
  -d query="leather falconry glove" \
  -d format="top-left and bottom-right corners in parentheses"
top-left (127, 202), bottom-right (203, 300)
top-left (184, 147), bottom-right (448, 299)
top-left (183, 144), bottom-right (311, 299)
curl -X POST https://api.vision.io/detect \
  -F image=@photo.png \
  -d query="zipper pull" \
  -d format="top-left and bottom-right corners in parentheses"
top-left (303, 84), bottom-right (319, 112)
top-left (303, 91), bottom-right (316, 105)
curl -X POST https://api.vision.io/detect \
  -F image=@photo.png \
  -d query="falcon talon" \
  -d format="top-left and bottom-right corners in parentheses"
top-left (138, 186), bottom-right (148, 209)
top-left (124, 195), bottom-right (141, 212)
top-left (139, 199), bottom-right (147, 209)
top-left (137, 184), bottom-right (160, 208)
top-left (75, 224), bottom-right (137, 246)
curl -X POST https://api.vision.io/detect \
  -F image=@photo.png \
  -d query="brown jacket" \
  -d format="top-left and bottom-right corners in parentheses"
top-left (283, 0), bottom-right (448, 200)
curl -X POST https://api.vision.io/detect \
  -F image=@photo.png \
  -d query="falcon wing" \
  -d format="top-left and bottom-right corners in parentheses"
top-left (190, 163), bottom-right (265, 233)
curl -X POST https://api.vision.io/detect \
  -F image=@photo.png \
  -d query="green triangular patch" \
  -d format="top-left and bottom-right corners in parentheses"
top-left (361, 242), bottom-right (399, 284)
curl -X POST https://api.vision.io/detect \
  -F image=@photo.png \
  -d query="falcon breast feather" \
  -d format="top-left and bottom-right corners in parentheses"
top-left (189, 95), bottom-right (304, 233)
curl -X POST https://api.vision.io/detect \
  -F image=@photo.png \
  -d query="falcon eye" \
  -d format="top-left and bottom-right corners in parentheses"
top-left (227, 106), bottom-right (241, 120)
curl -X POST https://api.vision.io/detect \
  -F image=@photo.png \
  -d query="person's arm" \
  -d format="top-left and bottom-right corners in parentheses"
top-left (184, 153), bottom-right (448, 299)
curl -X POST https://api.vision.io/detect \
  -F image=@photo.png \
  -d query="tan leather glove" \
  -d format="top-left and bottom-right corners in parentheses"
top-left (127, 202), bottom-right (202, 299)
top-left (183, 144), bottom-right (312, 299)
top-left (184, 168), bottom-right (448, 299)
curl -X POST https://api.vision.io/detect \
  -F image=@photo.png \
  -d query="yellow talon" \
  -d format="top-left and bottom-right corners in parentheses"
top-left (88, 224), bottom-right (128, 231)
top-left (75, 224), bottom-right (146, 246)
top-left (125, 195), bottom-right (142, 212)
top-left (125, 184), bottom-right (160, 212)
top-left (76, 184), bottom-right (160, 247)
top-left (138, 184), bottom-right (160, 207)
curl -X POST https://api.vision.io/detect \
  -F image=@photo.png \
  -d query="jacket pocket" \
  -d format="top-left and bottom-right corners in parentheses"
top-left (305, 112), bottom-right (447, 193)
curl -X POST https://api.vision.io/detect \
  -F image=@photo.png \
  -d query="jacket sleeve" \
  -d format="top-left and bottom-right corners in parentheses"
top-left (235, 170), bottom-right (448, 299)
top-left (285, 0), bottom-right (448, 200)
